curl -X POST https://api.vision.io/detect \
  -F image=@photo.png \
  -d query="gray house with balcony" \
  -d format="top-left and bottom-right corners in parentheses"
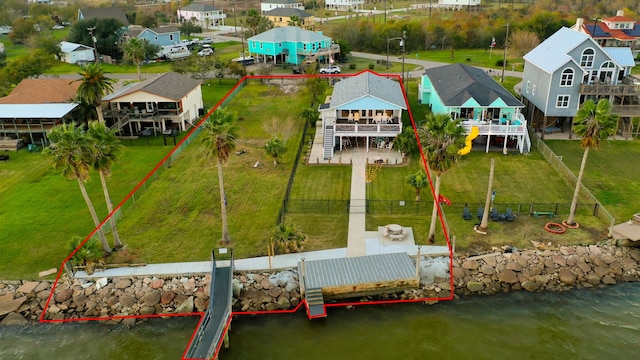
top-left (522, 27), bottom-right (638, 138)
top-left (318, 71), bottom-right (406, 160)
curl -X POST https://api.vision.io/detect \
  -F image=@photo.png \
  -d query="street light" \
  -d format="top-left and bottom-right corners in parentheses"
top-left (500, 23), bottom-right (509, 83)
top-left (87, 26), bottom-right (99, 63)
top-left (386, 31), bottom-right (407, 91)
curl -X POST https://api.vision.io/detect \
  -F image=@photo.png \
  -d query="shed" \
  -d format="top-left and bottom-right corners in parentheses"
top-left (59, 41), bottom-right (95, 64)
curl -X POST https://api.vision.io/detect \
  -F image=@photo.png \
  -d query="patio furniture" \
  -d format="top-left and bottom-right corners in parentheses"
top-left (490, 207), bottom-right (500, 221)
top-left (462, 206), bottom-right (473, 220)
top-left (505, 208), bottom-right (515, 221)
top-left (477, 207), bottom-right (484, 220)
top-left (348, 113), bottom-right (354, 123)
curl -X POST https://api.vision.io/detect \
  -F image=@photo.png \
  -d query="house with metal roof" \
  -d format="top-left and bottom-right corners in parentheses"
top-left (419, 63), bottom-right (530, 153)
top-left (264, 8), bottom-right (314, 30)
top-left (177, 3), bottom-right (226, 29)
top-left (571, 10), bottom-right (640, 53)
top-left (522, 27), bottom-right (639, 139)
top-left (0, 79), bottom-right (83, 146)
top-left (261, 0), bottom-right (305, 13)
top-left (59, 41), bottom-right (95, 64)
top-left (102, 72), bottom-right (203, 136)
top-left (318, 71), bottom-right (406, 160)
top-left (247, 26), bottom-right (339, 65)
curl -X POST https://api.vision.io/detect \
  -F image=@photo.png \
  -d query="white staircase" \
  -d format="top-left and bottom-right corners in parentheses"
top-left (323, 125), bottom-right (334, 160)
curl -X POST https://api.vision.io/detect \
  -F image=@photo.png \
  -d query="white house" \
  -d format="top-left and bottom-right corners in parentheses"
top-left (437, 0), bottom-right (481, 10)
top-left (102, 72), bottom-right (204, 135)
top-left (325, 0), bottom-right (364, 11)
top-left (177, 3), bottom-right (226, 29)
top-left (59, 41), bottom-right (95, 64)
top-left (261, 0), bottom-right (305, 13)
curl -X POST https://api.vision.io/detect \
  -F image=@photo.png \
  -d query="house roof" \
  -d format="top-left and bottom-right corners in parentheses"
top-left (180, 3), bottom-right (221, 12)
top-left (59, 41), bottom-right (93, 53)
top-left (263, 0), bottom-right (301, 4)
top-left (150, 26), bottom-right (179, 34)
top-left (0, 78), bottom-right (80, 104)
top-left (0, 103), bottom-right (78, 118)
top-left (422, 64), bottom-right (523, 107)
top-left (583, 21), bottom-right (640, 39)
top-left (523, 27), bottom-right (591, 74)
top-left (127, 27), bottom-right (144, 38)
top-left (102, 72), bottom-right (202, 101)
top-left (329, 71), bottom-right (406, 109)
top-left (265, 8), bottom-right (312, 18)
top-left (79, 7), bottom-right (129, 26)
top-left (249, 26), bottom-right (329, 43)
top-left (603, 47), bottom-right (636, 67)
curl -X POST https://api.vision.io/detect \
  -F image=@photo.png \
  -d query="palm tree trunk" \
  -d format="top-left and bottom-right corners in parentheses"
top-left (77, 178), bottom-right (111, 255)
top-left (480, 158), bottom-right (495, 231)
top-left (96, 104), bottom-right (105, 124)
top-left (218, 158), bottom-right (231, 244)
top-left (567, 147), bottom-right (590, 225)
top-left (99, 170), bottom-right (123, 248)
top-left (136, 62), bottom-right (142, 81)
top-left (427, 174), bottom-right (441, 243)
top-left (415, 188), bottom-right (420, 201)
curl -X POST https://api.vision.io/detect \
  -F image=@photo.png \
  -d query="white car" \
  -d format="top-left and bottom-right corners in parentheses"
top-left (52, 25), bottom-right (65, 30)
top-left (200, 37), bottom-right (214, 44)
top-left (320, 65), bottom-right (341, 74)
top-left (198, 47), bottom-right (214, 57)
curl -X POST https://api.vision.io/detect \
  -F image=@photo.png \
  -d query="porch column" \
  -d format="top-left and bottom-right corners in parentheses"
top-left (541, 115), bottom-right (547, 140)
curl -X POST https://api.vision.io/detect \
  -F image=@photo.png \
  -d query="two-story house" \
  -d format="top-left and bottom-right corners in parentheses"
top-left (318, 71), bottom-right (406, 160)
top-left (78, 7), bottom-right (130, 27)
top-left (264, 8), bottom-right (314, 30)
top-left (247, 26), bottom-right (339, 65)
top-left (177, 3), bottom-right (226, 29)
top-left (127, 25), bottom-right (181, 47)
top-left (571, 10), bottom-right (640, 52)
top-left (261, 0), bottom-right (305, 13)
top-left (522, 27), bottom-right (638, 139)
top-left (419, 63), bottom-right (530, 153)
top-left (325, 0), bottom-right (364, 11)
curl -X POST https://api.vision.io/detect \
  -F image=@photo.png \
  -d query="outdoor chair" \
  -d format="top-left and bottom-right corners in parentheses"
top-left (462, 206), bottom-right (473, 220)
top-left (490, 207), bottom-right (500, 221)
top-left (477, 207), bottom-right (484, 221)
top-left (505, 208), bottom-right (515, 221)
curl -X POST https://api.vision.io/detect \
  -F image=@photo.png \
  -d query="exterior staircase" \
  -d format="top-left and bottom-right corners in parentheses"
top-left (323, 125), bottom-right (334, 160)
top-left (305, 288), bottom-right (326, 318)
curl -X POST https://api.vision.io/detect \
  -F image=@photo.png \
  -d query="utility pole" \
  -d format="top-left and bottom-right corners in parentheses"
top-left (402, 30), bottom-right (406, 94)
top-left (500, 23), bottom-right (509, 83)
top-left (87, 26), bottom-right (99, 63)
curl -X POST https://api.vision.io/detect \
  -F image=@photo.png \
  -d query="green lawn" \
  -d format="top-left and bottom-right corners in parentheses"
top-left (0, 74), bottom-right (628, 280)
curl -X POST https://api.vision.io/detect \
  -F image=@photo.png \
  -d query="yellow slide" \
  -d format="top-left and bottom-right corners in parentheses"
top-left (458, 126), bottom-right (479, 155)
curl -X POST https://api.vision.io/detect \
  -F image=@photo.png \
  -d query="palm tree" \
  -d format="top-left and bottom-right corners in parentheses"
top-left (419, 113), bottom-right (466, 243)
top-left (406, 170), bottom-right (429, 201)
top-left (75, 63), bottom-right (115, 125)
top-left (87, 121), bottom-right (125, 248)
top-left (202, 108), bottom-right (238, 244)
top-left (123, 38), bottom-right (146, 80)
top-left (566, 99), bottom-right (618, 226)
top-left (264, 138), bottom-right (287, 166)
top-left (288, 16), bottom-right (302, 27)
top-left (47, 122), bottom-right (112, 255)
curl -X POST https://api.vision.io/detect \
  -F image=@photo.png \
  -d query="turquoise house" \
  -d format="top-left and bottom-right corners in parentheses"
top-left (247, 26), bottom-right (339, 65)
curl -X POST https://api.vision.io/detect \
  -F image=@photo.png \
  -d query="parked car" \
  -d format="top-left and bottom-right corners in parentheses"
top-left (320, 65), bottom-right (341, 74)
top-left (197, 46), bottom-right (214, 57)
top-left (200, 37), bottom-right (214, 44)
top-left (52, 25), bottom-right (64, 30)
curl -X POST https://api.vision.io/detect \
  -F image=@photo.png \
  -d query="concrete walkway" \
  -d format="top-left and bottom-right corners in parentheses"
top-left (347, 158), bottom-right (367, 257)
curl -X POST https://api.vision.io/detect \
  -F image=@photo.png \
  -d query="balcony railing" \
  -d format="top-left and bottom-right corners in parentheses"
top-left (611, 104), bottom-right (640, 117)
top-left (334, 123), bottom-right (402, 134)
top-left (580, 83), bottom-right (640, 96)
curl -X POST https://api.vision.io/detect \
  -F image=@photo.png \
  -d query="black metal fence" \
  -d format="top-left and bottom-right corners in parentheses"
top-left (276, 115), bottom-right (310, 224)
top-left (283, 199), bottom-right (602, 217)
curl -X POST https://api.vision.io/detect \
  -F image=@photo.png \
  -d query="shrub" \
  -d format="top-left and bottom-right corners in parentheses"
top-left (466, 57), bottom-right (472, 62)
top-left (270, 223), bottom-right (306, 254)
top-left (495, 59), bottom-right (508, 67)
top-left (349, 63), bottom-right (356, 70)
top-left (368, 63), bottom-right (375, 70)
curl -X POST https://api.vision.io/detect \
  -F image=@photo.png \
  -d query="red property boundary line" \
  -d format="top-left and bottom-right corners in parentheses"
top-left (39, 70), bottom-right (455, 359)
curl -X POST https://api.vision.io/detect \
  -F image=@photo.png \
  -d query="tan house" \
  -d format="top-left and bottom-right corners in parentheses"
top-left (264, 8), bottom-right (314, 30)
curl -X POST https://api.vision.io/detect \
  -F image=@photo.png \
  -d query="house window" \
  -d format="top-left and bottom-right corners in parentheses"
top-left (169, 34), bottom-right (174, 41)
top-left (155, 36), bottom-right (158, 41)
top-left (279, 42), bottom-right (282, 48)
top-left (560, 68), bottom-right (574, 86)
top-left (532, 84), bottom-right (536, 95)
top-left (279, 17), bottom-right (282, 22)
top-left (580, 48), bottom-right (595, 68)
top-left (260, 42), bottom-right (263, 49)
top-left (556, 95), bottom-right (570, 108)
top-left (525, 81), bottom-right (531, 94)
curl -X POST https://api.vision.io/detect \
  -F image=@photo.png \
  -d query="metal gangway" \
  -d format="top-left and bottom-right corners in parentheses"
top-left (184, 250), bottom-right (234, 360)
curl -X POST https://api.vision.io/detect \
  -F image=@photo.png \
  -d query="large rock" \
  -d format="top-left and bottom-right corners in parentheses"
top-left (143, 291), bottom-right (161, 306)
top-left (1, 312), bottom-right (28, 325)
top-left (462, 260), bottom-right (479, 270)
top-left (151, 279), bottom-right (164, 289)
top-left (232, 279), bottom-right (243, 297)
top-left (498, 270), bottom-right (518, 284)
top-left (54, 289), bottom-right (73, 303)
top-left (558, 269), bottom-right (577, 285)
top-left (17, 281), bottom-right (40, 294)
top-left (521, 281), bottom-right (541, 292)
top-left (0, 296), bottom-right (27, 317)
top-left (176, 296), bottom-right (194, 313)
top-left (602, 275), bottom-right (617, 285)
top-left (114, 279), bottom-right (131, 289)
top-left (480, 264), bottom-right (496, 275)
top-left (119, 293), bottom-right (137, 308)
top-left (466, 281), bottom-right (484, 292)
top-left (161, 290), bottom-right (176, 305)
